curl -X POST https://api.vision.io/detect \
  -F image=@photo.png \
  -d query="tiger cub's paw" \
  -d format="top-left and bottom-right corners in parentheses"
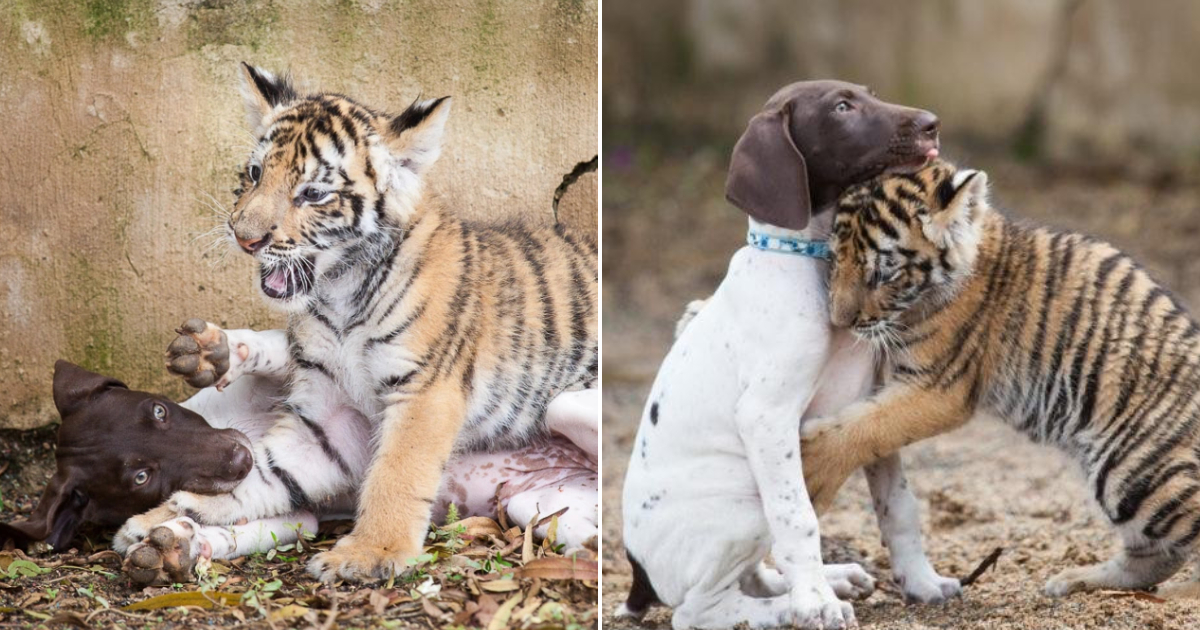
top-left (165, 318), bottom-right (242, 389)
top-left (307, 534), bottom-right (420, 583)
top-left (1044, 565), bottom-right (1103, 597)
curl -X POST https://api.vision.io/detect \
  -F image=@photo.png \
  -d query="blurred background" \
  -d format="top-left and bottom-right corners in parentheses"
top-left (0, 0), bottom-right (598, 431)
top-left (602, 2), bottom-right (1200, 628)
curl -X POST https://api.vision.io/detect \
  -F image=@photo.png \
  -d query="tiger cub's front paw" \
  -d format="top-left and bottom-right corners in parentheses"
top-left (800, 418), bottom-right (861, 513)
top-left (165, 318), bottom-right (243, 389)
top-left (307, 534), bottom-right (420, 583)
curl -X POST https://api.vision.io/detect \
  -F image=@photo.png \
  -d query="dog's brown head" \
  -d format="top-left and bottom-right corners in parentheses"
top-left (0, 361), bottom-right (253, 550)
top-left (726, 80), bottom-right (940, 230)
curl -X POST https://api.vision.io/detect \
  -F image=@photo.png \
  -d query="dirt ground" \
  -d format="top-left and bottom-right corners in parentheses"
top-left (0, 429), bottom-right (597, 629)
top-left (601, 145), bottom-right (1200, 629)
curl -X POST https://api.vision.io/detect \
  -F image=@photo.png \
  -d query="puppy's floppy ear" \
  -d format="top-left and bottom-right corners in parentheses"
top-left (0, 471), bottom-right (88, 551)
top-left (52, 360), bottom-right (127, 419)
top-left (725, 105), bottom-right (811, 230)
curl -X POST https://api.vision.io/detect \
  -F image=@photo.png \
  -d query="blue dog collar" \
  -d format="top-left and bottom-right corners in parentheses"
top-left (747, 230), bottom-right (831, 259)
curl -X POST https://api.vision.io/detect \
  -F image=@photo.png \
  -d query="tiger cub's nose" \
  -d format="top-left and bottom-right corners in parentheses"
top-left (236, 233), bottom-right (271, 254)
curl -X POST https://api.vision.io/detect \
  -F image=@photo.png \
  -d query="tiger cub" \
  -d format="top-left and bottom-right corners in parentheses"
top-left (168, 64), bottom-right (597, 583)
top-left (800, 159), bottom-right (1200, 598)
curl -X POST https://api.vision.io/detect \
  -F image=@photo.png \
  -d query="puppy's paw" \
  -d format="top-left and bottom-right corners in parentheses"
top-left (897, 569), bottom-right (961, 604)
top-left (824, 563), bottom-right (875, 601)
top-left (790, 584), bottom-right (857, 630)
top-left (166, 318), bottom-right (241, 389)
top-left (122, 519), bottom-right (204, 586)
top-left (307, 535), bottom-right (419, 583)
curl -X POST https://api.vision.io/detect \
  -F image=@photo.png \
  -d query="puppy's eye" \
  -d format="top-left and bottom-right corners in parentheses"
top-left (134, 470), bottom-right (150, 486)
top-left (834, 100), bottom-right (852, 113)
top-left (152, 403), bottom-right (167, 422)
top-left (248, 164), bottom-right (262, 183)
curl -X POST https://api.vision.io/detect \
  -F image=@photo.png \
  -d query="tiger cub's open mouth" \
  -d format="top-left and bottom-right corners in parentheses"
top-left (259, 258), bottom-right (315, 300)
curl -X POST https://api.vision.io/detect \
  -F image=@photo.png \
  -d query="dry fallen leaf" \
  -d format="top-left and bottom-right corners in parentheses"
top-left (486, 592), bottom-right (523, 630)
top-left (517, 556), bottom-right (599, 581)
top-left (457, 516), bottom-right (504, 538)
top-left (420, 595), bottom-right (446, 620)
top-left (522, 514), bottom-right (537, 564)
top-left (479, 578), bottom-right (522, 593)
top-left (122, 591), bottom-right (241, 611)
top-left (47, 611), bottom-right (89, 628)
top-left (268, 604), bottom-right (310, 622)
top-left (369, 589), bottom-right (391, 615)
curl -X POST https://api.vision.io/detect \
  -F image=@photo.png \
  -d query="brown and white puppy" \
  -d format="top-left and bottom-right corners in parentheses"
top-left (0, 361), bottom-right (252, 551)
top-left (620, 81), bottom-right (955, 630)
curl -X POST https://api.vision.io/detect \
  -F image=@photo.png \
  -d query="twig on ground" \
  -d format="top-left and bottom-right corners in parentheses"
top-left (85, 551), bottom-right (122, 565)
top-left (960, 547), bottom-right (1004, 587)
top-left (84, 606), bottom-right (154, 624)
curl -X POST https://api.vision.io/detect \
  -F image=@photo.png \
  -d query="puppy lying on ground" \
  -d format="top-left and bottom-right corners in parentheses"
top-left (1, 323), bottom-right (596, 585)
top-left (620, 81), bottom-right (956, 630)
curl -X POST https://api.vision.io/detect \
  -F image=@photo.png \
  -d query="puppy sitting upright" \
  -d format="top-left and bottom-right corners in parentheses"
top-left (619, 81), bottom-right (956, 630)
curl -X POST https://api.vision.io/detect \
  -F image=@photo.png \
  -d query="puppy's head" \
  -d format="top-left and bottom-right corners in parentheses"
top-left (726, 80), bottom-right (941, 229)
top-left (0, 361), bottom-right (254, 550)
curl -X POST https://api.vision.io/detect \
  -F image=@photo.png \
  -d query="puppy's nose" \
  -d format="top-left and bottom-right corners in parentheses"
top-left (225, 443), bottom-right (253, 481)
top-left (236, 232), bottom-right (271, 254)
top-left (915, 111), bottom-right (940, 139)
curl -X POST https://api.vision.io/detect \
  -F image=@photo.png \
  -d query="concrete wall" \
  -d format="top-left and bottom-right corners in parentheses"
top-left (0, 0), bottom-right (598, 428)
top-left (604, 0), bottom-right (1200, 176)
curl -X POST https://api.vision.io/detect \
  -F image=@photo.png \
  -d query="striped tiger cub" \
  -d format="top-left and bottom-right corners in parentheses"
top-left (800, 159), bottom-right (1200, 598)
top-left (168, 64), bottom-right (597, 583)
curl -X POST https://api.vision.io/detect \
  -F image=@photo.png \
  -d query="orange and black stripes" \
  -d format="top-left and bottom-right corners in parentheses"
top-left (234, 67), bottom-right (596, 468)
top-left (831, 159), bottom-right (1200, 554)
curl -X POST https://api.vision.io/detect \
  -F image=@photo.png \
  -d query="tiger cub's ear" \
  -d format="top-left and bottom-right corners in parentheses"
top-left (239, 63), bottom-right (297, 136)
top-left (923, 169), bottom-right (989, 247)
top-left (383, 96), bottom-right (452, 175)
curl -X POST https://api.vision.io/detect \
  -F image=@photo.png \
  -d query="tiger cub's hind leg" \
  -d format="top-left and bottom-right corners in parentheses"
top-left (1047, 478), bottom-right (1200, 597)
top-left (1044, 539), bottom-right (1188, 597)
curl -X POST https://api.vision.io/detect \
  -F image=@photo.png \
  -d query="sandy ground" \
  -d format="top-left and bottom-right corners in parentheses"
top-left (601, 147), bottom-right (1200, 629)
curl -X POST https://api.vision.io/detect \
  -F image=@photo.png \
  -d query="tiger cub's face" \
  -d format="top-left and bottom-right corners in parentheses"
top-left (227, 63), bottom-right (451, 312)
top-left (829, 159), bottom-right (989, 342)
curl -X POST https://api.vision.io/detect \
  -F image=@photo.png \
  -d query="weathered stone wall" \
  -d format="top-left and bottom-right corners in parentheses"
top-left (604, 0), bottom-right (1200, 175)
top-left (0, 0), bottom-right (598, 428)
